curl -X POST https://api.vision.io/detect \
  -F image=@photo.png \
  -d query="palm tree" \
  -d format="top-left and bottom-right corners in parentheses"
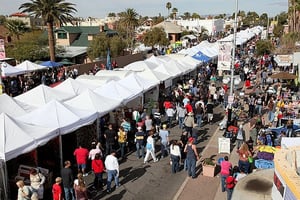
top-left (172, 8), bottom-right (178, 20)
top-left (4, 19), bottom-right (27, 40)
top-left (19, 0), bottom-right (77, 61)
top-left (166, 2), bottom-right (172, 18)
top-left (118, 8), bottom-right (139, 51)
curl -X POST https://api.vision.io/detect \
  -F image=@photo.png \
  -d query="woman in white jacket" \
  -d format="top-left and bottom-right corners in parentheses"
top-left (144, 130), bottom-right (158, 164)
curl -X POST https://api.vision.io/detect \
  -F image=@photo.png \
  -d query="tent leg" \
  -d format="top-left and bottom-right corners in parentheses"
top-left (59, 135), bottom-right (63, 169)
top-left (96, 118), bottom-right (100, 141)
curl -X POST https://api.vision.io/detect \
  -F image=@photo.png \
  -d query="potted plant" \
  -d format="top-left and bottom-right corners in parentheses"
top-left (202, 157), bottom-right (216, 177)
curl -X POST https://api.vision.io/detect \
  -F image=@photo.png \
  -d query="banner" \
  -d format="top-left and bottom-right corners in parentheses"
top-left (217, 41), bottom-right (232, 71)
top-left (0, 39), bottom-right (5, 59)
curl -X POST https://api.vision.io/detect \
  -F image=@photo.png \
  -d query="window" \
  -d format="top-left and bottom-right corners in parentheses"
top-left (57, 32), bottom-right (67, 39)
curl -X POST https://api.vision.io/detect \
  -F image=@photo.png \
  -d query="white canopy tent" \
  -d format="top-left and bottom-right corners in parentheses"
top-left (0, 94), bottom-right (27, 117)
top-left (15, 60), bottom-right (47, 72)
top-left (53, 78), bottom-right (99, 96)
top-left (76, 74), bottom-right (119, 87)
top-left (0, 62), bottom-right (24, 77)
top-left (118, 73), bottom-right (158, 92)
top-left (94, 80), bottom-right (141, 105)
top-left (95, 70), bottom-right (133, 79)
top-left (64, 89), bottom-right (122, 117)
top-left (16, 100), bottom-right (97, 135)
top-left (0, 113), bottom-right (58, 161)
top-left (14, 84), bottom-right (74, 109)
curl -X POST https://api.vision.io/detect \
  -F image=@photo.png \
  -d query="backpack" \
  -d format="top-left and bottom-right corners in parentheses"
top-left (146, 143), bottom-right (152, 150)
top-left (226, 176), bottom-right (236, 189)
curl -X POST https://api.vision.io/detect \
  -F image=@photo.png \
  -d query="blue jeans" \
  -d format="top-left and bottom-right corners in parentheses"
top-left (171, 155), bottom-right (180, 173)
top-left (268, 111), bottom-right (274, 122)
top-left (196, 114), bottom-right (202, 127)
top-left (107, 170), bottom-right (119, 191)
top-left (178, 117), bottom-right (184, 129)
top-left (119, 142), bottom-right (126, 158)
top-left (227, 188), bottom-right (233, 200)
top-left (186, 158), bottom-right (196, 177)
top-left (161, 141), bottom-right (168, 157)
top-left (136, 142), bottom-right (145, 158)
top-left (106, 142), bottom-right (114, 156)
top-left (256, 105), bottom-right (262, 115)
top-left (221, 175), bottom-right (228, 192)
top-left (238, 160), bottom-right (250, 174)
top-left (63, 187), bottom-right (75, 200)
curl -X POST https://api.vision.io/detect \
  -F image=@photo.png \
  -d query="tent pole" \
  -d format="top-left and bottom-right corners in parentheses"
top-left (96, 117), bottom-right (100, 141)
top-left (59, 135), bottom-right (63, 169)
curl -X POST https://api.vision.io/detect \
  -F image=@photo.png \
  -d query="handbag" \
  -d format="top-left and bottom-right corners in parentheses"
top-left (248, 156), bottom-right (253, 163)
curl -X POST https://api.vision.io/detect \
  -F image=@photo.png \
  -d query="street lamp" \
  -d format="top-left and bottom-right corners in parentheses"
top-left (228, 0), bottom-right (238, 122)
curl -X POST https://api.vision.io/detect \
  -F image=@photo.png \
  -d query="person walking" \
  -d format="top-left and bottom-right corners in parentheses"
top-left (237, 143), bottom-right (252, 174)
top-left (74, 173), bottom-right (88, 200)
top-left (60, 160), bottom-right (75, 200)
top-left (177, 103), bottom-right (187, 129)
top-left (52, 177), bottom-right (63, 200)
top-left (170, 140), bottom-right (181, 173)
top-left (105, 151), bottom-right (120, 194)
top-left (159, 124), bottom-right (170, 158)
top-left (225, 172), bottom-right (236, 200)
top-left (117, 126), bottom-right (127, 159)
top-left (195, 103), bottom-right (204, 127)
top-left (184, 112), bottom-right (195, 137)
top-left (104, 123), bottom-right (117, 156)
top-left (184, 137), bottom-right (199, 178)
top-left (73, 145), bottom-right (89, 176)
top-left (166, 106), bottom-right (176, 128)
top-left (206, 99), bottom-right (214, 124)
top-left (16, 180), bottom-right (33, 200)
top-left (135, 126), bottom-right (145, 159)
top-left (220, 156), bottom-right (232, 192)
top-left (144, 130), bottom-right (158, 163)
top-left (91, 153), bottom-right (105, 190)
top-left (236, 124), bottom-right (246, 149)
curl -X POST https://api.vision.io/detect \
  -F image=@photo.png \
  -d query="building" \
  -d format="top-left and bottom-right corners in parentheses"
top-left (6, 12), bottom-right (44, 29)
top-left (153, 21), bottom-right (183, 43)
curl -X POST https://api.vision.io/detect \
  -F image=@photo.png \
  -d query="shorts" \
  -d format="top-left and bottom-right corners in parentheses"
top-left (77, 163), bottom-right (86, 169)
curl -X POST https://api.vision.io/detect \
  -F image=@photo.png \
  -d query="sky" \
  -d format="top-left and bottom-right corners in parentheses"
top-left (0, 0), bottom-right (288, 19)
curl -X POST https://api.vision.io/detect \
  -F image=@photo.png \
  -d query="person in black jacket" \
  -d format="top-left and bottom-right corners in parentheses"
top-left (60, 160), bottom-right (75, 200)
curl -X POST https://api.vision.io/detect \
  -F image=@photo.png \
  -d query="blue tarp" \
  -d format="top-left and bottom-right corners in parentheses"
top-left (40, 61), bottom-right (63, 67)
top-left (192, 51), bottom-right (211, 62)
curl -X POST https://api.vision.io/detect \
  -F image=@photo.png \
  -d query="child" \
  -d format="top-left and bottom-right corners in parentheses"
top-left (52, 177), bottom-right (62, 200)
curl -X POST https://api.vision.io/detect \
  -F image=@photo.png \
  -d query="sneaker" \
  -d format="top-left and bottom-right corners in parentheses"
top-left (116, 184), bottom-right (121, 188)
top-left (154, 158), bottom-right (158, 162)
top-left (106, 189), bottom-right (110, 194)
top-left (83, 173), bottom-right (88, 177)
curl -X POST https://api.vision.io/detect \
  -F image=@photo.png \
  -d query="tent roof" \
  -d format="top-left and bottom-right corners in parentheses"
top-left (1, 62), bottom-right (24, 77)
top-left (118, 73), bottom-right (158, 92)
top-left (64, 89), bottom-right (122, 117)
top-left (0, 113), bottom-right (58, 161)
top-left (76, 74), bottom-right (119, 87)
top-left (15, 60), bottom-right (47, 72)
top-left (53, 78), bottom-right (98, 96)
top-left (17, 100), bottom-right (97, 135)
top-left (95, 69), bottom-right (133, 79)
top-left (0, 94), bottom-right (27, 117)
top-left (14, 84), bottom-right (75, 108)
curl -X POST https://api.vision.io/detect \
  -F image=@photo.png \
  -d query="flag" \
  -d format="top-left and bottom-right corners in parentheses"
top-left (106, 48), bottom-right (112, 70)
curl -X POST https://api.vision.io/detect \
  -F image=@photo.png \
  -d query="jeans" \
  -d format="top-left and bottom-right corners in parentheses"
top-left (268, 111), bottom-right (274, 122)
top-left (256, 105), bottom-right (262, 115)
top-left (178, 117), bottom-right (184, 129)
top-left (136, 142), bottom-right (145, 158)
top-left (167, 116), bottom-right (173, 128)
top-left (106, 142), bottom-right (114, 156)
top-left (227, 188), bottom-right (233, 200)
top-left (63, 187), bottom-right (75, 200)
top-left (195, 114), bottom-right (202, 127)
top-left (238, 160), bottom-right (250, 174)
top-left (93, 172), bottom-right (103, 188)
top-left (186, 158), bottom-right (196, 177)
top-left (221, 175), bottom-right (228, 192)
top-left (160, 141), bottom-right (169, 157)
top-left (171, 155), bottom-right (180, 173)
top-left (107, 170), bottom-right (120, 191)
top-left (119, 142), bottom-right (126, 158)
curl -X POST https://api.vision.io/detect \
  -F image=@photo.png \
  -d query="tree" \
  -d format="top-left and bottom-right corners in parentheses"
top-left (255, 40), bottom-right (274, 56)
top-left (172, 8), bottom-right (178, 20)
top-left (166, 2), bottom-right (172, 18)
top-left (5, 30), bottom-right (50, 61)
top-left (142, 27), bottom-right (169, 48)
top-left (87, 33), bottom-right (126, 61)
top-left (191, 13), bottom-right (201, 19)
top-left (0, 15), bottom-right (6, 25)
top-left (259, 13), bottom-right (268, 27)
top-left (288, 0), bottom-right (300, 32)
top-left (182, 12), bottom-right (191, 20)
top-left (4, 19), bottom-right (28, 40)
top-left (108, 13), bottom-right (116, 17)
top-left (118, 8), bottom-right (139, 51)
top-left (19, 0), bottom-right (77, 61)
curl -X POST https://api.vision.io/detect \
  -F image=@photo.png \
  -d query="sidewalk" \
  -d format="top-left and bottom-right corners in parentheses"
top-left (174, 115), bottom-right (252, 200)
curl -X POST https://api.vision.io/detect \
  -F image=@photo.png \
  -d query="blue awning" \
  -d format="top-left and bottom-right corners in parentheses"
top-left (192, 51), bottom-right (211, 62)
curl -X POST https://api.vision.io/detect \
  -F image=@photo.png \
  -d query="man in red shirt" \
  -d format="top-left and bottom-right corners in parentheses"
top-left (73, 145), bottom-right (89, 176)
top-left (185, 101), bottom-right (193, 113)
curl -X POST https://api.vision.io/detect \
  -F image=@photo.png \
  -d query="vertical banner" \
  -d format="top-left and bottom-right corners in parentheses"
top-left (0, 39), bottom-right (5, 59)
top-left (217, 41), bottom-right (232, 71)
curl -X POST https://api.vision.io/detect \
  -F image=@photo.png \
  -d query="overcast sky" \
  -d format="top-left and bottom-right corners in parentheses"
top-left (0, 0), bottom-right (288, 19)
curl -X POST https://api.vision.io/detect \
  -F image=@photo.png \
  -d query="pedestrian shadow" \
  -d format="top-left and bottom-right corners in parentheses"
top-left (104, 189), bottom-right (126, 200)
top-left (119, 165), bottom-right (150, 185)
top-left (90, 189), bottom-right (126, 200)
top-left (197, 128), bottom-right (210, 144)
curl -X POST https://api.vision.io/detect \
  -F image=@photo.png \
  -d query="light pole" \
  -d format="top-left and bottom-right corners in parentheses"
top-left (228, 0), bottom-right (238, 122)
